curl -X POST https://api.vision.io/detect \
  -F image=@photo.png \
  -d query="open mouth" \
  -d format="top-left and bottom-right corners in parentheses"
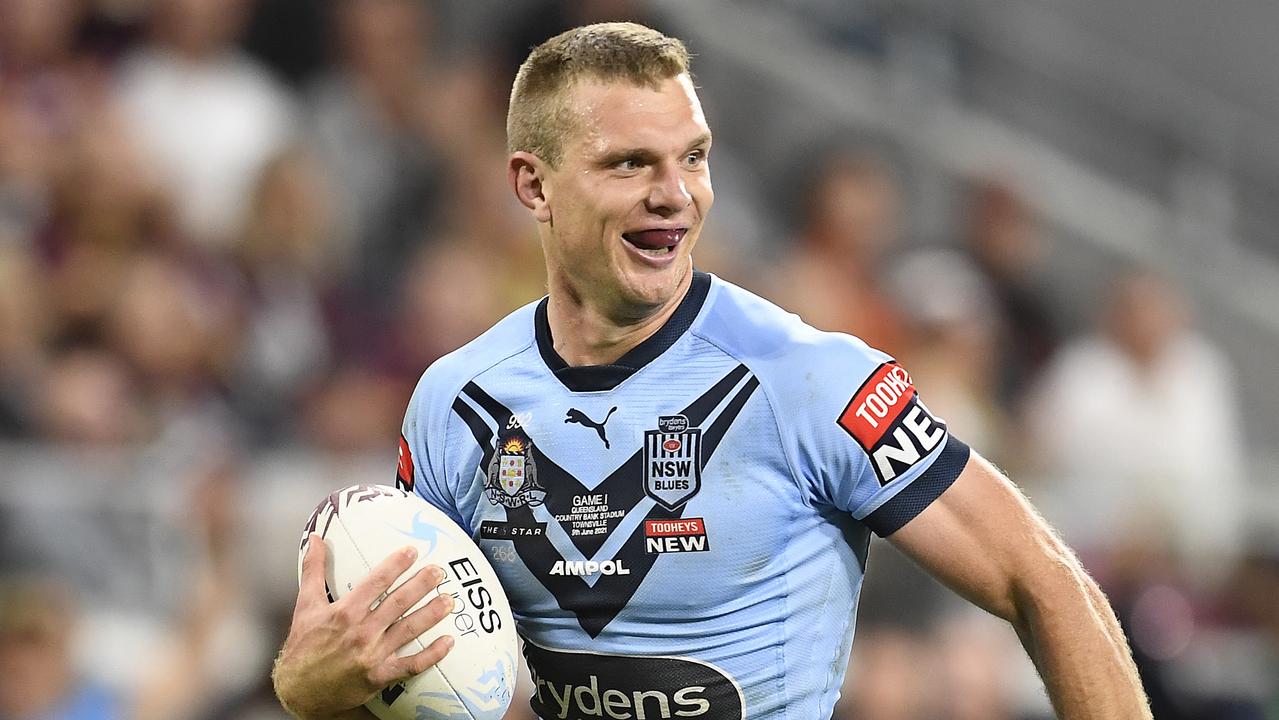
top-left (622, 228), bottom-right (687, 258)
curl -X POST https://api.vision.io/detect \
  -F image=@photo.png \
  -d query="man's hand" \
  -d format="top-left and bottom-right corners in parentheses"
top-left (273, 534), bottom-right (457, 720)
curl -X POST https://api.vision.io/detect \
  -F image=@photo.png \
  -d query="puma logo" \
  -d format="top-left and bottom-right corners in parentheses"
top-left (565, 407), bottom-right (618, 449)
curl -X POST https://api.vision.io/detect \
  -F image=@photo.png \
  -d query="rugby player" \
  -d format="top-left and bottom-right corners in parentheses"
top-left (273, 22), bottom-right (1151, 719)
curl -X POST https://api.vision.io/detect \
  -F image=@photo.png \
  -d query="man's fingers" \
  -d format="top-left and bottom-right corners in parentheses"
top-left (379, 592), bottom-right (455, 655)
top-left (369, 635), bottom-right (456, 687)
top-left (298, 533), bottom-right (329, 600)
top-left (345, 546), bottom-right (419, 611)
top-left (401, 635), bottom-right (456, 677)
top-left (370, 565), bottom-right (446, 628)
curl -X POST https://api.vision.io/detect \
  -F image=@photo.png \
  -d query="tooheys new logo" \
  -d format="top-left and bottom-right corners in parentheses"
top-left (524, 643), bottom-right (745, 720)
top-left (837, 361), bottom-right (947, 486)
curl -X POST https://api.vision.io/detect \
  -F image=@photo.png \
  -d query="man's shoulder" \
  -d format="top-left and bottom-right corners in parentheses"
top-left (695, 275), bottom-right (888, 377)
top-left (409, 299), bottom-right (540, 411)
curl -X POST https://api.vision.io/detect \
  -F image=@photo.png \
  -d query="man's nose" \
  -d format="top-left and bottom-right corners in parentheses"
top-left (645, 163), bottom-right (692, 216)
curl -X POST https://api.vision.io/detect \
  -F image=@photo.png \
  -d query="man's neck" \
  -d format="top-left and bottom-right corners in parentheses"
top-left (546, 272), bottom-right (692, 367)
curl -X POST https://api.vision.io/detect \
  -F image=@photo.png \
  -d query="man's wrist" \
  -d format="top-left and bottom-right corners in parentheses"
top-left (272, 649), bottom-right (366, 720)
top-left (271, 648), bottom-right (310, 720)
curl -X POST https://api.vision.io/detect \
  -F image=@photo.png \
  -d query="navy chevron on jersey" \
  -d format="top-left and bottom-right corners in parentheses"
top-left (398, 272), bottom-right (970, 719)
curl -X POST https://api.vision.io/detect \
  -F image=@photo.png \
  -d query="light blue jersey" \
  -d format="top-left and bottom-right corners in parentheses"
top-left (397, 272), bottom-right (969, 719)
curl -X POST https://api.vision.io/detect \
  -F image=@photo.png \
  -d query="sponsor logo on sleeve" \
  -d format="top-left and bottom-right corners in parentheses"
top-left (836, 362), bottom-right (947, 486)
top-left (395, 434), bottom-right (414, 492)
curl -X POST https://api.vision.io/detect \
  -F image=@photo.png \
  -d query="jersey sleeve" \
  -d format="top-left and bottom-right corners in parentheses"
top-left (396, 366), bottom-right (468, 529)
top-left (770, 333), bottom-right (971, 537)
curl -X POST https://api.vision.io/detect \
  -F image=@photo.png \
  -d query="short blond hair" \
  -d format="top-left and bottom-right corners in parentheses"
top-left (507, 22), bottom-right (692, 166)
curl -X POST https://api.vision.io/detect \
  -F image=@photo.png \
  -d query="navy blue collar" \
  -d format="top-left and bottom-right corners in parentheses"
top-left (535, 271), bottom-right (711, 392)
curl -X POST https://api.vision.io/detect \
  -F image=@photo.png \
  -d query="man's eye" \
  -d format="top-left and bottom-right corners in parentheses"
top-left (616, 158), bottom-right (640, 171)
top-left (685, 150), bottom-right (706, 166)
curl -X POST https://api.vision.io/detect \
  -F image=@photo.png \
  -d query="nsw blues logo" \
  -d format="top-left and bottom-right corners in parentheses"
top-left (643, 415), bottom-right (702, 511)
top-left (484, 431), bottom-right (547, 509)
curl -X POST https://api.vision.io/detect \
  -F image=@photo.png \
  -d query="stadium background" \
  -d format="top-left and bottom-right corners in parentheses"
top-left (1, 0), bottom-right (1277, 718)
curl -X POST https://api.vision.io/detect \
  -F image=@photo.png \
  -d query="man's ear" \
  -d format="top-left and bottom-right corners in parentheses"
top-left (509, 151), bottom-right (552, 223)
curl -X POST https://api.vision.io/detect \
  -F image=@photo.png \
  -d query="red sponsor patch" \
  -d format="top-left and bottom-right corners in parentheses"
top-left (645, 518), bottom-right (705, 537)
top-left (395, 434), bottom-right (414, 492)
top-left (837, 362), bottom-right (917, 448)
top-left (644, 517), bottom-right (709, 554)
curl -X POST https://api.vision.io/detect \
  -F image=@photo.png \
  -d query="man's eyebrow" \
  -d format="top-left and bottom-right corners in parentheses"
top-left (686, 132), bottom-right (713, 150)
top-left (596, 147), bottom-right (662, 166)
top-left (597, 134), bottom-right (714, 166)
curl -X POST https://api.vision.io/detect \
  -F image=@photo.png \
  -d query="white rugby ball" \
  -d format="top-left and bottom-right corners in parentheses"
top-left (298, 484), bottom-right (518, 720)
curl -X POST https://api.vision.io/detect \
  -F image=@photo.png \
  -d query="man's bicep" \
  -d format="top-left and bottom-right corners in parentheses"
top-left (885, 451), bottom-right (1070, 623)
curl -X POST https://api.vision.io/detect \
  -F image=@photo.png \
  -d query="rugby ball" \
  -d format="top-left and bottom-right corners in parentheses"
top-left (298, 484), bottom-right (518, 720)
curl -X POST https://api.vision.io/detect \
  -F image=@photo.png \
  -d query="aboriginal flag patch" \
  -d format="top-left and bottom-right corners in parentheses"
top-left (837, 362), bottom-right (947, 486)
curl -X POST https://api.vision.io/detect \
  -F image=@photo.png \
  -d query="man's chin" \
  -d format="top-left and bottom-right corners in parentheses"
top-left (615, 264), bottom-right (690, 315)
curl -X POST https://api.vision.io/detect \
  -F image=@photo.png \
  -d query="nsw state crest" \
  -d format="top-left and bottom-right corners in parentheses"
top-left (485, 433), bottom-right (547, 508)
top-left (643, 415), bottom-right (702, 510)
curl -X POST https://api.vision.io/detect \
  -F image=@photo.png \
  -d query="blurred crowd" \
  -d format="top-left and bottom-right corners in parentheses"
top-left (0, 1), bottom-right (1275, 719)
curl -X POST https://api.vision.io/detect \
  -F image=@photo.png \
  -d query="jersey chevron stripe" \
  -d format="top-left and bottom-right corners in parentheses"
top-left (451, 365), bottom-right (758, 637)
top-left (451, 395), bottom-right (493, 452)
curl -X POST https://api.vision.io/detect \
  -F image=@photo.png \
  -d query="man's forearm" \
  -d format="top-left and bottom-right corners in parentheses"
top-left (1011, 561), bottom-right (1151, 720)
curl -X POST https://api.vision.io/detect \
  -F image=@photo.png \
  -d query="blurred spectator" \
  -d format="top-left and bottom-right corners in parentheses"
top-left (388, 239), bottom-right (508, 375)
top-left (35, 344), bottom-right (147, 445)
top-left (888, 248), bottom-right (1010, 461)
top-left (0, 240), bottom-right (48, 435)
top-left (836, 627), bottom-right (929, 720)
top-left (0, 0), bottom-right (87, 120)
top-left (43, 101), bottom-right (170, 343)
top-left (963, 178), bottom-right (1062, 411)
top-left (106, 252), bottom-right (236, 406)
top-left (0, 87), bottom-right (50, 239)
top-left (0, 0), bottom-right (84, 240)
top-left (300, 364), bottom-right (407, 454)
top-left (771, 148), bottom-right (907, 356)
top-left (0, 578), bottom-right (125, 720)
top-left (1103, 558), bottom-right (1274, 720)
top-left (227, 149), bottom-right (335, 441)
top-left (1027, 269), bottom-right (1246, 589)
top-left (442, 134), bottom-right (546, 309)
top-left (496, 0), bottom-right (668, 77)
top-left (930, 613), bottom-right (1038, 720)
top-left (239, 0), bottom-right (331, 88)
top-left (116, 0), bottom-right (295, 248)
top-left (130, 467), bottom-right (272, 720)
top-left (1220, 550), bottom-right (1279, 715)
top-left (306, 0), bottom-right (447, 314)
top-left (0, 0), bottom-right (82, 77)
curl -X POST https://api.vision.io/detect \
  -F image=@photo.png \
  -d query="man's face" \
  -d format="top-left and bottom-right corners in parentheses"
top-left (533, 74), bottom-right (713, 318)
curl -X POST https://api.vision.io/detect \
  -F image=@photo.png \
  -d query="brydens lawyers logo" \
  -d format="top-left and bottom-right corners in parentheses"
top-left (837, 361), bottom-right (947, 486)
